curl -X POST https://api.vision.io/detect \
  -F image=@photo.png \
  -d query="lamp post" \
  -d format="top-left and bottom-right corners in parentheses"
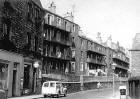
top-left (128, 69), bottom-right (131, 78)
top-left (112, 63), bottom-right (116, 97)
top-left (33, 61), bottom-right (40, 93)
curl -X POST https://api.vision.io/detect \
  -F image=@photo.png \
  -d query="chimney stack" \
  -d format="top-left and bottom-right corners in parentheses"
top-left (48, 2), bottom-right (56, 13)
top-left (64, 12), bottom-right (74, 22)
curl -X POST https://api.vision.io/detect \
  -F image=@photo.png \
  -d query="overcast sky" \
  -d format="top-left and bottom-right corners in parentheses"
top-left (40, 0), bottom-right (140, 49)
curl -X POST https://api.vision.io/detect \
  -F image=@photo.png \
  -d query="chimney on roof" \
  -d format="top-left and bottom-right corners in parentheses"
top-left (64, 12), bottom-right (74, 22)
top-left (96, 32), bottom-right (102, 44)
top-left (106, 35), bottom-right (112, 48)
top-left (48, 2), bottom-right (56, 13)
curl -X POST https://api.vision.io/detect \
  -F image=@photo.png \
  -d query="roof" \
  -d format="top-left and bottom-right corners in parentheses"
top-left (31, 0), bottom-right (43, 9)
top-left (119, 86), bottom-right (126, 89)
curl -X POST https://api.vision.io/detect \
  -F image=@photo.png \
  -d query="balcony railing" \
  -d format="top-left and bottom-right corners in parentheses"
top-left (87, 47), bottom-right (106, 56)
top-left (45, 36), bottom-right (71, 46)
top-left (87, 58), bottom-right (106, 65)
top-left (45, 51), bottom-right (71, 60)
top-left (113, 55), bottom-right (129, 64)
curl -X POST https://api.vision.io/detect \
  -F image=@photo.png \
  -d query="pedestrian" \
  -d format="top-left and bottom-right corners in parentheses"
top-left (97, 82), bottom-right (101, 91)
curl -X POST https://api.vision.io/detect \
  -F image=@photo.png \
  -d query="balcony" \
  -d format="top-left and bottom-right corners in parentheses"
top-left (87, 47), bottom-right (106, 56)
top-left (44, 23), bottom-right (71, 33)
top-left (87, 58), bottom-right (106, 65)
top-left (44, 51), bottom-right (71, 61)
top-left (114, 64), bottom-right (129, 70)
top-left (112, 55), bottom-right (129, 64)
top-left (44, 36), bottom-right (71, 47)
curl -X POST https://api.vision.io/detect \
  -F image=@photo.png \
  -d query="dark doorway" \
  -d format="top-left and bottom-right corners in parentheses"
top-left (23, 64), bottom-right (30, 89)
top-left (12, 70), bottom-right (17, 96)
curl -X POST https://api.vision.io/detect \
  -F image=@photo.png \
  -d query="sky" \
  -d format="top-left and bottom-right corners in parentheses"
top-left (40, 0), bottom-right (140, 49)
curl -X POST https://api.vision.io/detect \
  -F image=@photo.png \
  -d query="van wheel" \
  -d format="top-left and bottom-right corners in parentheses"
top-left (44, 95), bottom-right (47, 98)
top-left (64, 91), bottom-right (67, 97)
top-left (57, 91), bottom-right (60, 98)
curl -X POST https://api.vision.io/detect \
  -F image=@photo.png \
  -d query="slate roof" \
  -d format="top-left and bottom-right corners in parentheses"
top-left (32, 0), bottom-right (43, 9)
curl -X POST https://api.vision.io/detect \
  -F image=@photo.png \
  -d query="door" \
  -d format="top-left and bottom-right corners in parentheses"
top-left (12, 70), bottom-right (17, 96)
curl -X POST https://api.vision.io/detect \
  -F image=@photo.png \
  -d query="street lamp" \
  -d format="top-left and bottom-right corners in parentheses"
top-left (128, 69), bottom-right (131, 78)
top-left (112, 63), bottom-right (117, 97)
top-left (33, 61), bottom-right (40, 93)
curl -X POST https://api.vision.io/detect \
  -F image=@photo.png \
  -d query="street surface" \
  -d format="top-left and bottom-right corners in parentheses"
top-left (9, 88), bottom-right (125, 99)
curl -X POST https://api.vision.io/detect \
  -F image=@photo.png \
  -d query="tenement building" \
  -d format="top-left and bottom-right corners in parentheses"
top-left (105, 36), bottom-right (129, 77)
top-left (128, 33), bottom-right (140, 99)
top-left (42, 3), bottom-right (80, 82)
top-left (0, 0), bottom-right (45, 97)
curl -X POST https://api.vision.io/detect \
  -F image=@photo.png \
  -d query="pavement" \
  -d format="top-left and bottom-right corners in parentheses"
top-left (8, 88), bottom-right (131, 99)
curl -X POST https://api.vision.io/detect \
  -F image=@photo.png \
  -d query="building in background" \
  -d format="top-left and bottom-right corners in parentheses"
top-left (0, 0), bottom-right (45, 97)
top-left (128, 33), bottom-right (140, 99)
top-left (105, 36), bottom-right (129, 77)
top-left (42, 2), bottom-right (80, 82)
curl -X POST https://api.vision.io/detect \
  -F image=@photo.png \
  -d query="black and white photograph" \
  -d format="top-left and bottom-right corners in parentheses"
top-left (0, 0), bottom-right (139, 99)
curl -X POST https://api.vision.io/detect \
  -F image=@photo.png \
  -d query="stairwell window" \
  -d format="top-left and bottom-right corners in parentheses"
top-left (65, 21), bottom-right (67, 30)
top-left (57, 17), bottom-right (61, 27)
top-left (27, 32), bottom-right (31, 47)
top-left (71, 62), bottom-right (75, 72)
top-left (80, 62), bottom-right (83, 71)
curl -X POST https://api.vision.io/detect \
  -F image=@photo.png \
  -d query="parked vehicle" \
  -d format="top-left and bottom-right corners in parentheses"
top-left (0, 89), bottom-right (7, 99)
top-left (42, 81), bottom-right (67, 98)
top-left (119, 85), bottom-right (127, 99)
top-left (0, 83), bottom-right (7, 99)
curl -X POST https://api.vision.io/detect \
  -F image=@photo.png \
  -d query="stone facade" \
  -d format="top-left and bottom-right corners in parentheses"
top-left (0, 0), bottom-right (45, 97)
top-left (130, 33), bottom-right (140, 76)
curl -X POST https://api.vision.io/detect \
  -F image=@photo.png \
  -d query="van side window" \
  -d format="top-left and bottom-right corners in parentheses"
top-left (44, 83), bottom-right (49, 87)
top-left (50, 83), bottom-right (55, 87)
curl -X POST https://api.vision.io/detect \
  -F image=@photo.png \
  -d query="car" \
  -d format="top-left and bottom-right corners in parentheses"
top-left (0, 89), bottom-right (7, 99)
top-left (42, 81), bottom-right (67, 98)
top-left (0, 83), bottom-right (7, 99)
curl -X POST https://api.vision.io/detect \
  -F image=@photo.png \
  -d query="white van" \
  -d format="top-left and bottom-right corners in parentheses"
top-left (119, 85), bottom-right (127, 99)
top-left (42, 81), bottom-right (67, 98)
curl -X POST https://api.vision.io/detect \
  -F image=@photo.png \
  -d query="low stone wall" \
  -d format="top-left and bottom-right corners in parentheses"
top-left (63, 83), bottom-right (81, 94)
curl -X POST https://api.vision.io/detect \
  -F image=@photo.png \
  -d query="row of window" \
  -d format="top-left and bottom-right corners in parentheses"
top-left (80, 38), bottom-right (106, 54)
top-left (27, 2), bottom-right (41, 20)
top-left (43, 43), bottom-right (71, 60)
top-left (43, 28), bottom-right (70, 44)
top-left (44, 13), bottom-right (77, 32)
top-left (113, 52), bottom-right (129, 63)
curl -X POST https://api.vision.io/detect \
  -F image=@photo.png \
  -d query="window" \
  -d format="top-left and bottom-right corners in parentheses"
top-left (57, 17), bottom-right (61, 26)
top-left (80, 62), bottom-right (83, 71)
top-left (44, 83), bottom-right (49, 87)
top-left (73, 25), bottom-right (75, 32)
top-left (71, 62), bottom-right (75, 72)
top-left (72, 50), bottom-right (75, 58)
top-left (72, 37), bottom-right (74, 42)
top-left (81, 39), bottom-right (84, 49)
top-left (27, 32), bottom-right (31, 47)
top-left (35, 36), bottom-right (38, 51)
top-left (50, 82), bottom-right (55, 87)
top-left (0, 63), bottom-right (8, 89)
top-left (65, 21), bottom-right (67, 29)
top-left (81, 51), bottom-right (83, 58)
top-left (48, 14), bottom-right (51, 25)
top-left (3, 23), bottom-right (7, 35)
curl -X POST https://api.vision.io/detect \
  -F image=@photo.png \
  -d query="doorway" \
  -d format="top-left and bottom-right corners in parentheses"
top-left (12, 70), bottom-right (17, 96)
top-left (23, 64), bottom-right (30, 90)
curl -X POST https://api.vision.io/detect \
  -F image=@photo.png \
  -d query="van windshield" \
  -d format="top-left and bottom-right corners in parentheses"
top-left (50, 82), bottom-right (55, 87)
top-left (44, 83), bottom-right (49, 87)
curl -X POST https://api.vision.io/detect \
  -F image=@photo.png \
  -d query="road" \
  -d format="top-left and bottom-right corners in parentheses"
top-left (9, 88), bottom-right (122, 99)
